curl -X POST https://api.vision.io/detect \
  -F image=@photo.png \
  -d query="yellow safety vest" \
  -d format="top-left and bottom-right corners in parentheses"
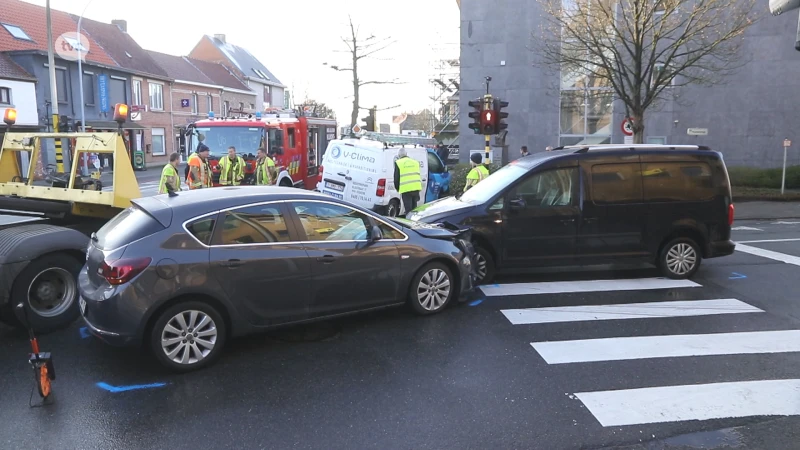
top-left (465, 165), bottom-right (489, 191)
top-left (158, 164), bottom-right (180, 194)
top-left (219, 155), bottom-right (245, 185)
top-left (395, 157), bottom-right (423, 194)
top-left (256, 157), bottom-right (276, 185)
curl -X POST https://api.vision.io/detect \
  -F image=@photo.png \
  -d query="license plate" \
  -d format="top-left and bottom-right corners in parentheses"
top-left (324, 190), bottom-right (343, 200)
top-left (79, 297), bottom-right (87, 315)
top-left (324, 181), bottom-right (345, 192)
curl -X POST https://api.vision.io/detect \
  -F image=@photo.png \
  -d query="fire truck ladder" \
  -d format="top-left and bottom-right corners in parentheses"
top-left (361, 132), bottom-right (437, 147)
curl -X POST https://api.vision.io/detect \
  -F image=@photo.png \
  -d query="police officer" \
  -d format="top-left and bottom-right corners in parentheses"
top-left (255, 147), bottom-right (277, 185)
top-left (464, 153), bottom-right (489, 192)
top-left (187, 144), bottom-right (212, 189)
top-left (219, 146), bottom-right (246, 186)
top-left (158, 152), bottom-right (181, 195)
top-left (393, 148), bottom-right (423, 215)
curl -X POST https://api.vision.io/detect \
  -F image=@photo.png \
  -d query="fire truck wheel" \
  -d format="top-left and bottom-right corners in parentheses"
top-left (10, 254), bottom-right (82, 333)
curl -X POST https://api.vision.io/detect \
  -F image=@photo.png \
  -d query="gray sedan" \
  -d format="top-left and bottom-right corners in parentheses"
top-left (78, 187), bottom-right (476, 372)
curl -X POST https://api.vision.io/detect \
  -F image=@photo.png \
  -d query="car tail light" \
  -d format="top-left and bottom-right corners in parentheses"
top-left (728, 204), bottom-right (735, 226)
top-left (100, 257), bottom-right (152, 286)
top-left (376, 178), bottom-right (386, 197)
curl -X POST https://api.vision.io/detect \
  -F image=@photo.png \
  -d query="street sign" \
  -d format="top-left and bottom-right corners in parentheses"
top-left (624, 135), bottom-right (634, 144)
top-left (621, 118), bottom-right (633, 136)
top-left (784, 139), bottom-right (792, 147)
top-left (352, 125), bottom-right (362, 134)
top-left (181, 99), bottom-right (190, 108)
top-left (782, 138), bottom-right (792, 194)
top-left (687, 128), bottom-right (708, 136)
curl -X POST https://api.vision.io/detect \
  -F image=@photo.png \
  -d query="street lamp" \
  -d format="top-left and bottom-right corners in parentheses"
top-left (76, 0), bottom-right (94, 176)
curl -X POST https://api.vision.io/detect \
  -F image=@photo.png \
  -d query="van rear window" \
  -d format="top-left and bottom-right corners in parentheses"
top-left (642, 162), bottom-right (715, 202)
top-left (94, 206), bottom-right (165, 250)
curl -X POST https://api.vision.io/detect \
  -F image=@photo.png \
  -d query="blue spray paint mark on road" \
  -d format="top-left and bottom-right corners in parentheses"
top-left (729, 272), bottom-right (747, 280)
top-left (468, 299), bottom-right (484, 306)
top-left (79, 327), bottom-right (91, 339)
top-left (96, 382), bottom-right (167, 393)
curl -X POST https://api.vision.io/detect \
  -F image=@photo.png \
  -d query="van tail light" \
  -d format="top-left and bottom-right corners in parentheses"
top-left (100, 257), bottom-right (152, 286)
top-left (728, 204), bottom-right (735, 226)
top-left (377, 178), bottom-right (386, 197)
top-left (318, 165), bottom-right (324, 183)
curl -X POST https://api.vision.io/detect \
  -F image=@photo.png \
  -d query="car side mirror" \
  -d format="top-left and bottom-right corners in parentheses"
top-left (368, 225), bottom-right (383, 242)
top-left (509, 198), bottom-right (526, 210)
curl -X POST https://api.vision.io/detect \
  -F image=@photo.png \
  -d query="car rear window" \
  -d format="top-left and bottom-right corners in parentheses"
top-left (94, 206), bottom-right (165, 250)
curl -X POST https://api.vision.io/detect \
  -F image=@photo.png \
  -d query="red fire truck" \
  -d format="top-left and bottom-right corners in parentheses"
top-left (185, 109), bottom-right (338, 189)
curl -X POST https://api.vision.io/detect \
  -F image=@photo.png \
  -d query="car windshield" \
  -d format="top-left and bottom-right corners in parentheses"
top-left (191, 126), bottom-right (266, 156)
top-left (458, 163), bottom-right (529, 204)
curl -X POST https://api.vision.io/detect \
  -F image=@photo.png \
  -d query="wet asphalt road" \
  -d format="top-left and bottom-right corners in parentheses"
top-left (2, 221), bottom-right (800, 449)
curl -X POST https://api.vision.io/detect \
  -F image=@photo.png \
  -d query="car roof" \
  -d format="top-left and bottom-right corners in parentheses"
top-left (514, 144), bottom-right (719, 168)
top-left (131, 186), bottom-right (337, 225)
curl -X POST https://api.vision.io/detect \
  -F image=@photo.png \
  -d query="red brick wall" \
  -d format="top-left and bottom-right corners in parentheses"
top-left (131, 76), bottom-right (172, 165)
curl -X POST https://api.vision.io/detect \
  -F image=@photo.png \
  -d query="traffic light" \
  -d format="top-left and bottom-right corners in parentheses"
top-left (480, 109), bottom-right (495, 134)
top-left (468, 98), bottom-right (482, 134)
top-left (361, 106), bottom-right (376, 132)
top-left (57, 115), bottom-right (72, 132)
top-left (493, 99), bottom-right (509, 134)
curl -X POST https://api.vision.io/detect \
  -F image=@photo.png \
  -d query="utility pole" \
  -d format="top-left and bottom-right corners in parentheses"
top-left (46, 0), bottom-right (64, 172)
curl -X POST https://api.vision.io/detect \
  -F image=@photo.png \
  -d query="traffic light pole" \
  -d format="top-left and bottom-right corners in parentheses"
top-left (484, 134), bottom-right (491, 163)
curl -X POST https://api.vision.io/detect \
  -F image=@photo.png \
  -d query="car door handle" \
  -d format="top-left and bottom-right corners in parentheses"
top-left (316, 255), bottom-right (336, 263)
top-left (219, 259), bottom-right (244, 268)
top-left (560, 219), bottom-right (576, 224)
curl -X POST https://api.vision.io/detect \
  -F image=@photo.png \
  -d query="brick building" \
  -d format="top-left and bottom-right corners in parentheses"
top-left (184, 57), bottom-right (256, 116)
top-left (188, 34), bottom-right (285, 111)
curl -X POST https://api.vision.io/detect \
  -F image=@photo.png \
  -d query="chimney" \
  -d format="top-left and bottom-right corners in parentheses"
top-left (112, 20), bottom-right (127, 32)
top-left (214, 34), bottom-right (226, 43)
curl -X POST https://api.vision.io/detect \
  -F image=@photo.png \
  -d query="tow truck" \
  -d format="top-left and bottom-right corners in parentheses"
top-left (186, 108), bottom-right (338, 190)
top-left (0, 104), bottom-right (140, 333)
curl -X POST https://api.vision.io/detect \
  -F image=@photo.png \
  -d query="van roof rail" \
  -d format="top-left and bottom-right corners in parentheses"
top-left (360, 131), bottom-right (437, 147)
top-left (569, 144), bottom-right (711, 153)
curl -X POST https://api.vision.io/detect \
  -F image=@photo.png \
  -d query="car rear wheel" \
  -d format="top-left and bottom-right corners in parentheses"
top-left (149, 301), bottom-right (227, 373)
top-left (658, 237), bottom-right (702, 279)
top-left (6, 254), bottom-right (82, 333)
top-left (473, 245), bottom-right (496, 284)
top-left (408, 262), bottom-right (455, 315)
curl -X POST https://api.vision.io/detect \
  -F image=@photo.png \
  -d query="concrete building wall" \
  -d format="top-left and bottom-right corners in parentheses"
top-left (0, 78), bottom-right (37, 126)
top-left (460, 0), bottom-right (800, 168)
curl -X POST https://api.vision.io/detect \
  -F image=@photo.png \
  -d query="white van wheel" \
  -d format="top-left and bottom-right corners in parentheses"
top-left (387, 199), bottom-right (400, 218)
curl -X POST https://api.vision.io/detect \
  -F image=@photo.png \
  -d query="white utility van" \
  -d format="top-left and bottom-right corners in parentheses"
top-left (318, 138), bottom-right (430, 217)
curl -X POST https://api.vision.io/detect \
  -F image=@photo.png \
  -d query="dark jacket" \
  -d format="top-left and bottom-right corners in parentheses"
top-left (393, 159), bottom-right (401, 191)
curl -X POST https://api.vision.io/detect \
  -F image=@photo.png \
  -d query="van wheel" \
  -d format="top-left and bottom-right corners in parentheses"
top-left (386, 199), bottom-right (400, 218)
top-left (474, 245), bottom-right (496, 284)
top-left (658, 237), bottom-right (702, 279)
top-left (149, 301), bottom-right (227, 373)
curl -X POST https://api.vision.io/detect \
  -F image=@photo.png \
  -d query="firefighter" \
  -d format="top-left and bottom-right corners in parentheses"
top-left (393, 148), bottom-right (423, 215)
top-left (464, 153), bottom-right (489, 193)
top-left (158, 152), bottom-right (181, 195)
top-left (219, 146), bottom-right (246, 186)
top-left (255, 148), bottom-right (277, 185)
top-left (187, 144), bottom-right (212, 189)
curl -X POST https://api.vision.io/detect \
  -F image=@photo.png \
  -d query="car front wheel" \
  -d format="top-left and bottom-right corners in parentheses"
top-left (408, 262), bottom-right (455, 315)
top-left (149, 301), bottom-right (227, 372)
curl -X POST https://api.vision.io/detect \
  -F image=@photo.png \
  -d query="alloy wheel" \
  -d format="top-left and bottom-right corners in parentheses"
top-left (417, 268), bottom-right (452, 311)
top-left (160, 310), bottom-right (218, 365)
top-left (474, 253), bottom-right (487, 282)
top-left (666, 243), bottom-right (697, 276)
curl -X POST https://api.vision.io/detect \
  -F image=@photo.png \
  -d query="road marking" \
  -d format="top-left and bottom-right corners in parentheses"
top-left (737, 238), bottom-right (800, 244)
top-left (729, 272), bottom-right (747, 279)
top-left (481, 278), bottom-right (699, 297)
top-left (731, 226), bottom-right (763, 231)
top-left (735, 243), bottom-right (800, 267)
top-left (575, 379), bottom-right (800, 427)
top-left (96, 381), bottom-right (167, 393)
top-left (79, 327), bottom-right (91, 339)
top-left (501, 299), bottom-right (761, 325)
top-left (531, 330), bottom-right (800, 364)
top-left (772, 221), bottom-right (800, 225)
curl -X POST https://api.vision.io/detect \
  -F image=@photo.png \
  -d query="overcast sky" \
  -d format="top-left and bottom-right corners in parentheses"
top-left (26, 0), bottom-right (460, 126)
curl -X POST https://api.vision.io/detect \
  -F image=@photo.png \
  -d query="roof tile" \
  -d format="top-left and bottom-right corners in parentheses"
top-left (0, 51), bottom-right (35, 81)
top-left (204, 35), bottom-right (284, 87)
top-left (184, 57), bottom-right (251, 91)
top-left (146, 50), bottom-right (215, 85)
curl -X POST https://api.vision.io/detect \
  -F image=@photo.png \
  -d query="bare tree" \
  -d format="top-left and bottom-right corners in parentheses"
top-left (532, 0), bottom-right (759, 143)
top-left (298, 98), bottom-right (336, 119)
top-left (326, 15), bottom-right (403, 131)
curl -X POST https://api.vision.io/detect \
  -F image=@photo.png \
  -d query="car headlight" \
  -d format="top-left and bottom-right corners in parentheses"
top-left (462, 255), bottom-right (472, 267)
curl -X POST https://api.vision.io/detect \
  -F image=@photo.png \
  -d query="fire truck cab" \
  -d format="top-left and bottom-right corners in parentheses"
top-left (186, 109), bottom-right (338, 190)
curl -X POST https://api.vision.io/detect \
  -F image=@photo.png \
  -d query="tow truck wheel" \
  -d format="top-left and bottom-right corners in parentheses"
top-left (9, 254), bottom-right (82, 333)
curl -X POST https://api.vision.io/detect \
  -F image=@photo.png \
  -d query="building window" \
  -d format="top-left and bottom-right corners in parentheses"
top-left (223, 100), bottom-right (229, 116)
top-left (149, 82), bottom-right (163, 111)
top-left (0, 87), bottom-right (10, 105)
top-left (652, 64), bottom-right (675, 87)
top-left (2, 23), bottom-right (32, 41)
top-left (250, 103), bottom-right (255, 110)
top-left (192, 93), bottom-right (198, 114)
top-left (83, 73), bottom-right (95, 105)
top-left (207, 95), bottom-right (213, 113)
top-left (151, 128), bottom-right (166, 156)
top-left (110, 77), bottom-right (127, 106)
top-left (264, 85), bottom-right (271, 103)
top-left (56, 68), bottom-right (68, 103)
top-left (239, 102), bottom-right (244, 111)
top-left (132, 80), bottom-right (142, 106)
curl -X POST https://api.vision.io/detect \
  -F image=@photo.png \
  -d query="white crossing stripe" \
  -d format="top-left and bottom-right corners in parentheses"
top-left (575, 379), bottom-right (800, 427)
top-left (737, 238), bottom-right (800, 244)
top-left (501, 299), bottom-right (762, 325)
top-left (531, 330), bottom-right (800, 364)
top-left (735, 243), bottom-right (800, 267)
top-left (481, 277), bottom-right (699, 297)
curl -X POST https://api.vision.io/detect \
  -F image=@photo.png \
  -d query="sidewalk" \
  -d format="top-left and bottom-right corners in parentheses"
top-left (735, 201), bottom-right (800, 220)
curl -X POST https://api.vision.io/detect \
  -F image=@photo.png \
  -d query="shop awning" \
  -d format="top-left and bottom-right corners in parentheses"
top-left (84, 120), bottom-right (146, 130)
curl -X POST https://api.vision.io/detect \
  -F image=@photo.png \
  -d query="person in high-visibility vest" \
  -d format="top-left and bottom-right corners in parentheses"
top-left (187, 144), bottom-right (212, 189)
top-left (464, 153), bottom-right (489, 193)
top-left (219, 146), bottom-right (246, 186)
top-left (255, 148), bottom-right (277, 185)
top-left (158, 152), bottom-right (182, 195)
top-left (393, 148), bottom-right (423, 215)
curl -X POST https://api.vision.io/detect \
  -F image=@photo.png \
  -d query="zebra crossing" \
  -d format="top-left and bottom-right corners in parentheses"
top-left (102, 180), bottom-right (161, 197)
top-left (487, 277), bottom-right (800, 428)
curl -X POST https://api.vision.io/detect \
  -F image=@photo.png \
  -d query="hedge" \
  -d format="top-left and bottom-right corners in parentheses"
top-left (727, 166), bottom-right (800, 190)
top-left (448, 162), bottom-right (503, 195)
